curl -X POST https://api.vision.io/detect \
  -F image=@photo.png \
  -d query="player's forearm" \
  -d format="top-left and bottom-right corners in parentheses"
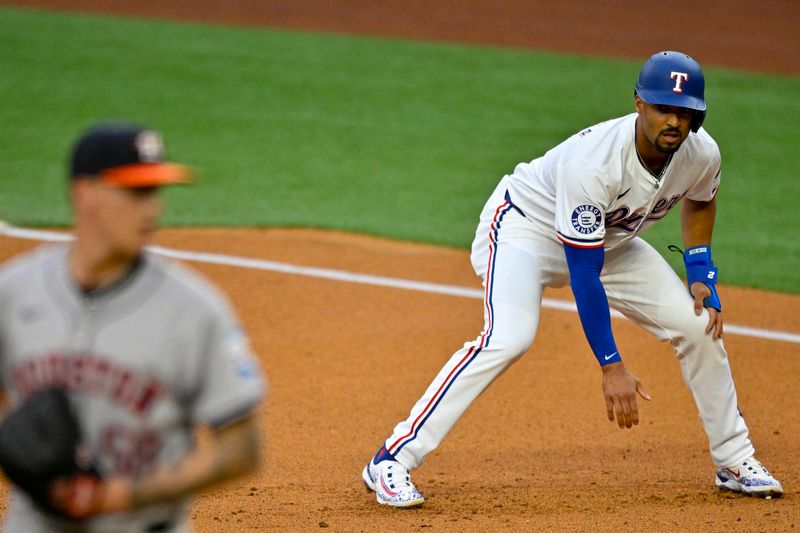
top-left (116, 416), bottom-right (261, 511)
top-left (563, 244), bottom-right (621, 366)
top-left (680, 197), bottom-right (716, 248)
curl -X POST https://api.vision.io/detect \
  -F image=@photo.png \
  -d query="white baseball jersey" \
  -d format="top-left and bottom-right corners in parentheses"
top-left (506, 112), bottom-right (720, 249)
top-left (0, 245), bottom-right (266, 533)
top-left (385, 113), bottom-right (754, 475)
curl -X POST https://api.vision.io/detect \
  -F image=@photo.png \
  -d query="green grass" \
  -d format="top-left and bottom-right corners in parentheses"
top-left (1, 7), bottom-right (799, 293)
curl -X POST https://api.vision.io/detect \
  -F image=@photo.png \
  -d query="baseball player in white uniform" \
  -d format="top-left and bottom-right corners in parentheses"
top-left (0, 123), bottom-right (266, 531)
top-left (362, 51), bottom-right (783, 507)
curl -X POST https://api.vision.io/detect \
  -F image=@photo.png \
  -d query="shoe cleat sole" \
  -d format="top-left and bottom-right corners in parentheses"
top-left (716, 476), bottom-right (783, 499)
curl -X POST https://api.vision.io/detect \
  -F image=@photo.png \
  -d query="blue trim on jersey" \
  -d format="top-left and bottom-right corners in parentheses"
top-left (556, 231), bottom-right (603, 244)
top-left (562, 243), bottom-right (621, 366)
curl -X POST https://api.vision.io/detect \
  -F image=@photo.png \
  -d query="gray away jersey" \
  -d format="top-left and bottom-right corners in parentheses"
top-left (0, 245), bottom-right (266, 533)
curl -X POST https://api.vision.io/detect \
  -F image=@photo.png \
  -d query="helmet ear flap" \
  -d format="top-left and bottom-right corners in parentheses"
top-left (691, 110), bottom-right (706, 133)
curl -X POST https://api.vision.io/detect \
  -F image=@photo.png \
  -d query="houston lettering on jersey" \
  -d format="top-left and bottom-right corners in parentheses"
top-left (12, 353), bottom-right (163, 415)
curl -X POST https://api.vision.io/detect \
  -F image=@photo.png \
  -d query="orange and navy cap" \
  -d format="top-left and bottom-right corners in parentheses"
top-left (70, 122), bottom-right (192, 187)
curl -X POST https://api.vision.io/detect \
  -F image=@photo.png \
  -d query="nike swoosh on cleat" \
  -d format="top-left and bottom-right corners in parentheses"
top-left (380, 478), bottom-right (399, 497)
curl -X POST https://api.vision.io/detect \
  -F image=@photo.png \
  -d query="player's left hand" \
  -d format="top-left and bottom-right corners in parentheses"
top-left (690, 281), bottom-right (723, 340)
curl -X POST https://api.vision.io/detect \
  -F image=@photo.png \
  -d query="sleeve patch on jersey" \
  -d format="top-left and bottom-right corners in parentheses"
top-left (224, 329), bottom-right (259, 379)
top-left (570, 204), bottom-right (603, 234)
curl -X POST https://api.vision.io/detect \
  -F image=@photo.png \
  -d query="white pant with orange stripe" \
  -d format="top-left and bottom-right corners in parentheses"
top-left (384, 178), bottom-right (754, 471)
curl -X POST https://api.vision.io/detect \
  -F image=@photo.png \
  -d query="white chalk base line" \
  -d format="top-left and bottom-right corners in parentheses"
top-left (2, 224), bottom-right (799, 345)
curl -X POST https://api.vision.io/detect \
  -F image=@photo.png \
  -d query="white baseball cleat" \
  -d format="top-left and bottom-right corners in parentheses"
top-left (362, 459), bottom-right (425, 508)
top-left (715, 456), bottom-right (783, 498)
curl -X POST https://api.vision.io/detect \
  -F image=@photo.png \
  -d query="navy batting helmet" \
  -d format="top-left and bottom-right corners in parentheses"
top-left (635, 51), bottom-right (706, 132)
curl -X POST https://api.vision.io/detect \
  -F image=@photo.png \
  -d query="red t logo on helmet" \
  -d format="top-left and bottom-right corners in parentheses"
top-left (671, 72), bottom-right (689, 93)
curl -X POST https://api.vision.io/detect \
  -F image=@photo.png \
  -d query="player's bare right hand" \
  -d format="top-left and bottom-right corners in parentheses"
top-left (601, 362), bottom-right (651, 429)
top-left (49, 474), bottom-right (102, 520)
top-left (50, 474), bottom-right (132, 519)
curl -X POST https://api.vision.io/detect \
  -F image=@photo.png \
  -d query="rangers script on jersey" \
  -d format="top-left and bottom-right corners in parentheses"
top-left (506, 112), bottom-right (721, 248)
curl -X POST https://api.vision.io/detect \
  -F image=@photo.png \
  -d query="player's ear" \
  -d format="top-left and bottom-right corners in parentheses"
top-left (70, 177), bottom-right (87, 205)
top-left (634, 93), bottom-right (645, 113)
top-left (70, 177), bottom-right (99, 214)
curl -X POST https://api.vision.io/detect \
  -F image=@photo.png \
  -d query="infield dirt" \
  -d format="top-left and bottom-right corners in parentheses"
top-left (1, 1), bottom-right (799, 531)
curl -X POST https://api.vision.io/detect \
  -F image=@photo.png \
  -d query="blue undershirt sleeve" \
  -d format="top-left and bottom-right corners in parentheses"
top-left (562, 244), bottom-right (622, 366)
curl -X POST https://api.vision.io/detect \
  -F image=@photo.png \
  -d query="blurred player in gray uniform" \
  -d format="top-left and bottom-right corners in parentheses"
top-left (0, 122), bottom-right (266, 531)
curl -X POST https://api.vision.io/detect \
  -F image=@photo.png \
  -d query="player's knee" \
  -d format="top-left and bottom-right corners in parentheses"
top-left (670, 315), bottom-right (722, 356)
top-left (488, 328), bottom-right (536, 362)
